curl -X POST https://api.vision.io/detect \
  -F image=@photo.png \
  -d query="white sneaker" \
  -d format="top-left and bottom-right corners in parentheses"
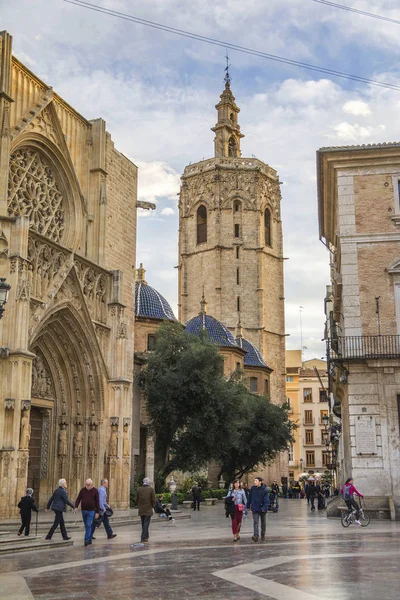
top-left (355, 520), bottom-right (361, 525)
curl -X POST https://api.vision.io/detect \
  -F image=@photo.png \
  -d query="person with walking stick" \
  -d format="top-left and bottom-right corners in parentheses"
top-left (17, 488), bottom-right (38, 537)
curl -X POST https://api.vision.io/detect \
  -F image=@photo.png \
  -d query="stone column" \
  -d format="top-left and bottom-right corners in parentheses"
top-left (145, 433), bottom-right (155, 486)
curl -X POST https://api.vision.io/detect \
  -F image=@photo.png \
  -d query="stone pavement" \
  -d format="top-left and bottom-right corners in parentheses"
top-left (0, 499), bottom-right (399, 600)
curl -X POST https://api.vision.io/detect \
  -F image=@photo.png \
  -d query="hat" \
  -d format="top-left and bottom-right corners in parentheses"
top-left (143, 478), bottom-right (150, 485)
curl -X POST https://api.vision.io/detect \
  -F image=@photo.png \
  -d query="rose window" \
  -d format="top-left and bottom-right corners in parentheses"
top-left (7, 148), bottom-right (65, 242)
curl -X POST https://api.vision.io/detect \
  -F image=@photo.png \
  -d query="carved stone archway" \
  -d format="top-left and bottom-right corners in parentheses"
top-left (28, 306), bottom-right (106, 505)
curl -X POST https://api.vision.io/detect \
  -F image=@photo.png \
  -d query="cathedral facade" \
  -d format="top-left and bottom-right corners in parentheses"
top-left (0, 31), bottom-right (138, 517)
top-left (178, 73), bottom-right (288, 483)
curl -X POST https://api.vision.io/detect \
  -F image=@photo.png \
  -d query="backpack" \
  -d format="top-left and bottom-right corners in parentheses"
top-left (343, 485), bottom-right (352, 501)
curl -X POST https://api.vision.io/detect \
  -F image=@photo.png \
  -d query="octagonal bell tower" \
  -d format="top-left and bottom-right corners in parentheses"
top-left (178, 69), bottom-right (286, 413)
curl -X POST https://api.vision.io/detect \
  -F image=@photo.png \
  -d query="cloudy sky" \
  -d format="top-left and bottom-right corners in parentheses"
top-left (4, 0), bottom-right (400, 360)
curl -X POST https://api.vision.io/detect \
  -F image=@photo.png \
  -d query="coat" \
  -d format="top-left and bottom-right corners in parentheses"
top-left (18, 495), bottom-right (38, 516)
top-left (47, 486), bottom-right (75, 512)
top-left (248, 484), bottom-right (270, 512)
top-left (136, 485), bottom-right (156, 517)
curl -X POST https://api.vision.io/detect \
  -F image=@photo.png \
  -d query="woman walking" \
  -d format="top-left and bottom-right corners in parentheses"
top-left (225, 480), bottom-right (247, 542)
top-left (45, 478), bottom-right (75, 540)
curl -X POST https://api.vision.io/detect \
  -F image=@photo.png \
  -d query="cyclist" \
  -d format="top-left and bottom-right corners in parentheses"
top-left (341, 477), bottom-right (364, 524)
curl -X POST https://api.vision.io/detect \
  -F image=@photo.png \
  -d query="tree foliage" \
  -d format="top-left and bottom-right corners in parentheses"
top-left (138, 321), bottom-right (294, 489)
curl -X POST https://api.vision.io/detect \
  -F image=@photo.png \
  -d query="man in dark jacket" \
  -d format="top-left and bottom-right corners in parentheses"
top-left (45, 478), bottom-right (75, 540)
top-left (75, 479), bottom-right (100, 546)
top-left (136, 478), bottom-right (156, 542)
top-left (248, 477), bottom-right (269, 542)
top-left (18, 488), bottom-right (38, 536)
top-left (192, 483), bottom-right (202, 511)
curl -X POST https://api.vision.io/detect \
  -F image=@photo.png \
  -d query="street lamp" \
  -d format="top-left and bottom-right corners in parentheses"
top-left (0, 278), bottom-right (11, 320)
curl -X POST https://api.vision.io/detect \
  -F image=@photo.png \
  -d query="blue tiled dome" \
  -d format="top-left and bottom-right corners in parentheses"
top-left (185, 313), bottom-right (239, 348)
top-left (135, 281), bottom-right (177, 321)
top-left (236, 337), bottom-right (268, 368)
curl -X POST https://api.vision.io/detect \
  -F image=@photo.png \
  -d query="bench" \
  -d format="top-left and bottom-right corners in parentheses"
top-left (204, 498), bottom-right (218, 506)
top-left (182, 501), bottom-right (193, 509)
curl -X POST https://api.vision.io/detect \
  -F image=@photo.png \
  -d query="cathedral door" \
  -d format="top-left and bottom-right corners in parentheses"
top-left (27, 406), bottom-right (44, 498)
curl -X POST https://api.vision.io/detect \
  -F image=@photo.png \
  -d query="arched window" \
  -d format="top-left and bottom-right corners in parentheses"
top-left (230, 112), bottom-right (234, 122)
top-left (234, 200), bottom-right (241, 212)
top-left (264, 208), bottom-right (272, 246)
top-left (228, 136), bottom-right (237, 157)
top-left (197, 205), bottom-right (207, 244)
top-left (249, 377), bottom-right (258, 393)
top-left (234, 224), bottom-right (240, 238)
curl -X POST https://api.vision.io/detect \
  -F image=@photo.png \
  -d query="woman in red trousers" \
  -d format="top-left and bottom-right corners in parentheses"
top-left (225, 480), bottom-right (247, 542)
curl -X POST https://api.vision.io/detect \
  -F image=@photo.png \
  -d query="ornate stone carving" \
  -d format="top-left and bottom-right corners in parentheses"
top-left (40, 409), bottom-right (50, 479)
top-left (74, 260), bottom-right (109, 323)
top-left (1, 451), bottom-right (13, 478)
top-left (8, 148), bottom-right (65, 242)
top-left (21, 399), bottom-right (31, 411)
top-left (0, 231), bottom-right (8, 260)
top-left (88, 423), bottom-right (98, 458)
top-left (4, 398), bottom-right (15, 410)
top-left (31, 351), bottom-right (53, 398)
top-left (122, 423), bottom-right (130, 457)
top-left (16, 278), bottom-right (31, 301)
top-left (260, 177), bottom-right (282, 221)
top-left (18, 452), bottom-right (29, 478)
top-left (110, 417), bottom-right (119, 426)
top-left (29, 107), bottom-right (59, 147)
top-left (1, 101), bottom-right (10, 138)
top-left (117, 320), bottom-right (128, 339)
top-left (123, 417), bottom-right (131, 427)
top-left (19, 413), bottom-right (31, 450)
top-left (28, 236), bottom-right (72, 302)
top-left (73, 424), bottom-right (84, 458)
top-left (109, 424), bottom-right (118, 457)
top-left (58, 424), bottom-right (68, 456)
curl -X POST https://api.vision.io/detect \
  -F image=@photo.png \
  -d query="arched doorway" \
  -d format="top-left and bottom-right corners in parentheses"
top-left (28, 305), bottom-right (106, 506)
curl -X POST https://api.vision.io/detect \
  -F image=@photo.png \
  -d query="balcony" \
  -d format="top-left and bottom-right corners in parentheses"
top-left (327, 335), bottom-right (400, 361)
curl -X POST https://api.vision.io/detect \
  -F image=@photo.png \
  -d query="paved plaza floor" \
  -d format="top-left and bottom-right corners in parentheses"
top-left (1, 499), bottom-right (399, 600)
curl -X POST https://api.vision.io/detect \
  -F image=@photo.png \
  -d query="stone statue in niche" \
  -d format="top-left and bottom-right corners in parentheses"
top-left (32, 354), bottom-right (52, 398)
top-left (109, 426), bottom-right (118, 457)
top-left (123, 425), bottom-right (130, 457)
top-left (73, 424), bottom-right (83, 457)
top-left (58, 424), bottom-right (68, 456)
top-left (88, 424), bottom-right (98, 457)
top-left (19, 413), bottom-right (31, 450)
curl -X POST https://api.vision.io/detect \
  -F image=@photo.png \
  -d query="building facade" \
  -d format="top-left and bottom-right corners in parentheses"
top-left (0, 31), bottom-right (138, 517)
top-left (286, 352), bottom-right (329, 481)
top-left (318, 142), bottom-right (400, 517)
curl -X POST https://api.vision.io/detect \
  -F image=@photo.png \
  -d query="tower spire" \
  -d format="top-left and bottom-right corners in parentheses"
top-left (211, 56), bottom-right (244, 158)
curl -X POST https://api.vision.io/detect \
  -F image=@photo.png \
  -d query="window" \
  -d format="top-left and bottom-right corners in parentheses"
top-left (319, 389), bottom-right (328, 402)
top-left (305, 430), bottom-right (314, 445)
top-left (228, 136), bottom-right (237, 157)
top-left (289, 470), bottom-right (294, 479)
top-left (147, 334), bottom-right (156, 351)
top-left (230, 112), bottom-right (234, 122)
top-left (236, 362), bottom-right (241, 371)
top-left (236, 247), bottom-right (240, 259)
top-left (322, 451), bottom-right (329, 466)
top-left (303, 388), bottom-right (313, 403)
top-left (286, 397), bottom-right (291, 408)
top-left (304, 410), bottom-right (313, 424)
top-left (236, 268), bottom-right (240, 285)
top-left (286, 376), bottom-right (293, 382)
top-left (237, 296), bottom-right (241, 312)
top-left (306, 451), bottom-right (315, 467)
top-left (264, 208), bottom-right (271, 246)
top-left (234, 200), bottom-right (241, 212)
top-left (320, 409), bottom-right (328, 424)
top-left (234, 223), bottom-right (240, 238)
top-left (196, 205), bottom-right (207, 244)
top-left (288, 444), bottom-right (294, 461)
top-left (249, 377), bottom-right (258, 393)
top-left (321, 429), bottom-right (329, 444)
top-left (265, 379), bottom-right (269, 395)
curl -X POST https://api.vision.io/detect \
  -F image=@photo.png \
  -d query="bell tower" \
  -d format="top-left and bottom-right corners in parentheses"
top-left (178, 69), bottom-right (286, 413)
top-left (211, 67), bottom-right (244, 158)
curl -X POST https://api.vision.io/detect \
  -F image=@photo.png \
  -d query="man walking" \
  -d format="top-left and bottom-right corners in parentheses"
top-left (45, 478), bottom-right (75, 541)
top-left (248, 477), bottom-right (269, 542)
top-left (17, 488), bottom-right (38, 537)
top-left (92, 479), bottom-right (117, 540)
top-left (75, 479), bottom-right (100, 546)
top-left (192, 482), bottom-right (202, 511)
top-left (135, 477), bottom-right (156, 543)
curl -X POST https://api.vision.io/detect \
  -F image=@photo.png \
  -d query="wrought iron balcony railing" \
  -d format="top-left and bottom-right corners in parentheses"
top-left (327, 335), bottom-right (400, 361)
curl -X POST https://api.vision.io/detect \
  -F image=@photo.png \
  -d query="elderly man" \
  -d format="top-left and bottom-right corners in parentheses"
top-left (92, 479), bottom-right (116, 540)
top-left (75, 479), bottom-right (100, 546)
top-left (135, 477), bottom-right (156, 543)
top-left (45, 478), bottom-right (75, 541)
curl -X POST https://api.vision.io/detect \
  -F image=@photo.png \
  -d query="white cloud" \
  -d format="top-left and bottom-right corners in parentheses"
top-left (136, 161), bottom-right (180, 205)
top-left (331, 122), bottom-right (373, 141)
top-left (161, 207), bottom-right (175, 216)
top-left (343, 100), bottom-right (372, 117)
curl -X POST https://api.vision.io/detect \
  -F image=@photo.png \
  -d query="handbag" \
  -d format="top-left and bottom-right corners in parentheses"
top-left (238, 503), bottom-right (245, 512)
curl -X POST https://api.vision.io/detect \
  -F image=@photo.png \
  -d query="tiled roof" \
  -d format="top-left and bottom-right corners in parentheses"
top-left (185, 314), bottom-right (239, 348)
top-left (319, 142), bottom-right (400, 152)
top-left (135, 281), bottom-right (177, 321)
top-left (236, 337), bottom-right (269, 368)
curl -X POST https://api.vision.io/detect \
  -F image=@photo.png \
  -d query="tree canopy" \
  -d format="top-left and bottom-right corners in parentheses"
top-left (138, 321), bottom-right (294, 489)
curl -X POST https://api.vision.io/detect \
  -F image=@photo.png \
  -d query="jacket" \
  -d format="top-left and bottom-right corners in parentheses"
top-left (192, 486), bottom-right (202, 498)
top-left (18, 495), bottom-right (38, 516)
top-left (226, 489), bottom-right (247, 506)
top-left (248, 483), bottom-right (270, 512)
top-left (136, 484), bottom-right (156, 516)
top-left (47, 486), bottom-right (75, 512)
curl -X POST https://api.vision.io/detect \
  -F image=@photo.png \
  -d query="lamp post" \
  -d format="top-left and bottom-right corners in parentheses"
top-left (0, 278), bottom-right (11, 320)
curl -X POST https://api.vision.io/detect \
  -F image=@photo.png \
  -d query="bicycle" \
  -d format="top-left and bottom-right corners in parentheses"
top-left (341, 499), bottom-right (370, 528)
